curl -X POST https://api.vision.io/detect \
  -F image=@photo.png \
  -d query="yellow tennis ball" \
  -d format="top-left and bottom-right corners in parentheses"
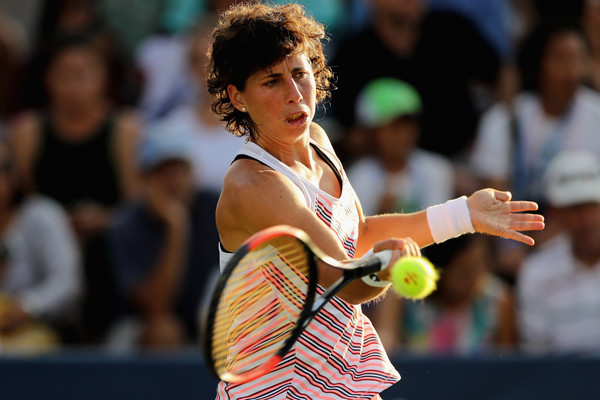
top-left (390, 256), bottom-right (439, 300)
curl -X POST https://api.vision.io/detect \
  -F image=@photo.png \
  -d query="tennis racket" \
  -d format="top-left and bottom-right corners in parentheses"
top-left (202, 225), bottom-right (393, 384)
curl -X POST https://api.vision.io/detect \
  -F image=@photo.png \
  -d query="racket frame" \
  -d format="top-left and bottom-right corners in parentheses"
top-left (203, 225), bottom-right (391, 383)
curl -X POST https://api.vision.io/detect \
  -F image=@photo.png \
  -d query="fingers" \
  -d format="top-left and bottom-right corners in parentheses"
top-left (400, 239), bottom-right (421, 258)
top-left (504, 210), bottom-right (545, 245)
top-left (374, 238), bottom-right (421, 282)
top-left (373, 238), bottom-right (421, 273)
top-left (508, 200), bottom-right (539, 212)
top-left (489, 188), bottom-right (539, 212)
top-left (509, 220), bottom-right (546, 233)
top-left (493, 189), bottom-right (512, 202)
top-left (510, 212), bottom-right (545, 228)
top-left (503, 230), bottom-right (536, 246)
top-left (372, 238), bottom-right (404, 253)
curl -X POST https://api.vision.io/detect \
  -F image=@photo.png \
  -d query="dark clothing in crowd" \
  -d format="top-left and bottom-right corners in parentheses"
top-left (332, 11), bottom-right (500, 157)
top-left (109, 189), bottom-right (220, 340)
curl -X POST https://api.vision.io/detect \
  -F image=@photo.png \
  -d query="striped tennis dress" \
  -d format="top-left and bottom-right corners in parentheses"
top-left (216, 141), bottom-right (400, 400)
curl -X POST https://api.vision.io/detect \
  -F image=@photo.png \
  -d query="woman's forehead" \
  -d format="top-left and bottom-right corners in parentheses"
top-left (257, 53), bottom-right (311, 75)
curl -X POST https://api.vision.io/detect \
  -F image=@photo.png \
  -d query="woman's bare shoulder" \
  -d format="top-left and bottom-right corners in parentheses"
top-left (217, 158), bottom-right (307, 248)
top-left (221, 159), bottom-right (296, 205)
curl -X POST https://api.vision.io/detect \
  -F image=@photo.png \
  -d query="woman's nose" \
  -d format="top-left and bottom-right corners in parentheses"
top-left (285, 79), bottom-right (303, 103)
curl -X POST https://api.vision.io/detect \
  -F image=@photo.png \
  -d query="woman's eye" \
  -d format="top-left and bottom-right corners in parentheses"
top-left (264, 79), bottom-right (278, 87)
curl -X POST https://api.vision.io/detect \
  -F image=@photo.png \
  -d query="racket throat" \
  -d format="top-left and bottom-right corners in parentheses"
top-left (310, 275), bottom-right (347, 314)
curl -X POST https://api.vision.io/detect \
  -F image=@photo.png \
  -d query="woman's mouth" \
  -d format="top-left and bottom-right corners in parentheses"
top-left (286, 112), bottom-right (308, 127)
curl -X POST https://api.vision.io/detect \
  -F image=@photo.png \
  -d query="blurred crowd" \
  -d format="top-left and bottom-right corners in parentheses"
top-left (1, 0), bottom-right (600, 357)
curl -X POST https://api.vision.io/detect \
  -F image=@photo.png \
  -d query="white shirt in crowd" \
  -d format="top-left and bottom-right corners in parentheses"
top-left (0, 196), bottom-right (81, 323)
top-left (135, 34), bottom-right (195, 121)
top-left (517, 233), bottom-right (600, 354)
top-left (470, 88), bottom-right (600, 197)
top-left (157, 105), bottom-right (243, 192)
top-left (348, 149), bottom-right (454, 216)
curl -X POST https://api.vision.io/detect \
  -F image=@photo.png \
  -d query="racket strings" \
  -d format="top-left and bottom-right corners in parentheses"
top-left (211, 238), bottom-right (312, 378)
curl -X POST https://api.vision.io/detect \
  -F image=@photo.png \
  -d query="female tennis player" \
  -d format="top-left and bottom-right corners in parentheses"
top-left (208, 3), bottom-right (544, 399)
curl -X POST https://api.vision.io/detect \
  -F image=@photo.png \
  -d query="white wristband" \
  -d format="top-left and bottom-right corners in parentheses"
top-left (359, 249), bottom-right (391, 287)
top-left (426, 196), bottom-right (475, 244)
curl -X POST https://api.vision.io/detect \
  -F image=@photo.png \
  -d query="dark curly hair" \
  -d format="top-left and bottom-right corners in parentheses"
top-left (206, 2), bottom-right (334, 140)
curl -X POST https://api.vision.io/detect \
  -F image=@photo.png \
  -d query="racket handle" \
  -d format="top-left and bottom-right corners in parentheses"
top-left (358, 249), bottom-right (393, 272)
top-left (372, 249), bottom-right (393, 271)
top-left (353, 249), bottom-right (393, 287)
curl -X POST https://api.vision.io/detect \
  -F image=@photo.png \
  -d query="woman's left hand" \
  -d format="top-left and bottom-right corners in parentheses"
top-left (467, 189), bottom-right (545, 246)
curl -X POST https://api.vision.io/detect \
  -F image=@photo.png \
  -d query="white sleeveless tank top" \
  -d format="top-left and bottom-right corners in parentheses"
top-left (216, 141), bottom-right (400, 400)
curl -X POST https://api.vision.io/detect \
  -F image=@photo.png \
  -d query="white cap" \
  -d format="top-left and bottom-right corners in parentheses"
top-left (544, 151), bottom-right (600, 207)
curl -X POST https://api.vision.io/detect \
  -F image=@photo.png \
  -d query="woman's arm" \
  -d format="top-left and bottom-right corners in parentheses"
top-left (310, 122), bottom-right (544, 255)
top-left (357, 189), bottom-right (543, 256)
top-left (217, 161), bottom-right (416, 305)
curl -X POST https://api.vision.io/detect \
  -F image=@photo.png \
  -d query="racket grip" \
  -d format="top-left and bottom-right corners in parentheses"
top-left (361, 248), bottom-right (393, 271)
top-left (372, 249), bottom-right (393, 271)
top-left (358, 249), bottom-right (393, 287)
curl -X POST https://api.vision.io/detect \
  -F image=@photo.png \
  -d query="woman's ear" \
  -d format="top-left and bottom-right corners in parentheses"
top-left (227, 84), bottom-right (246, 112)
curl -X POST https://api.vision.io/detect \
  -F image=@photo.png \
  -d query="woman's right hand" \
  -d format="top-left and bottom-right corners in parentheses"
top-left (374, 237), bottom-right (421, 282)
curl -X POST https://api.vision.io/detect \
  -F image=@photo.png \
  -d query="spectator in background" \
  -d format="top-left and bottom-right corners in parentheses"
top-left (0, 140), bottom-right (82, 350)
top-left (517, 151), bottom-right (600, 354)
top-left (9, 32), bottom-right (142, 343)
top-left (100, 0), bottom-right (242, 120)
top-left (348, 78), bottom-right (453, 216)
top-left (471, 20), bottom-right (600, 202)
top-left (153, 17), bottom-right (242, 192)
top-left (470, 20), bottom-right (600, 282)
top-left (107, 129), bottom-right (220, 350)
top-left (330, 0), bottom-right (502, 163)
top-left (133, 10), bottom-right (202, 122)
top-left (373, 235), bottom-right (517, 355)
top-left (21, 0), bottom-right (141, 111)
top-left (134, 29), bottom-right (195, 122)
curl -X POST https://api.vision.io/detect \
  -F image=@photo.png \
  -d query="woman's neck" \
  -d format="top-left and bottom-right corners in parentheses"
top-left (254, 131), bottom-right (312, 167)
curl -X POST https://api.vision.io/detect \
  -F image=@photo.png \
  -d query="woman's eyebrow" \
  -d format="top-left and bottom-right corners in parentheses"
top-left (262, 67), bottom-right (306, 79)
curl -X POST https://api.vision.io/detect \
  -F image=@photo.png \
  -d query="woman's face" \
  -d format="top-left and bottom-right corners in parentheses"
top-left (45, 46), bottom-right (107, 107)
top-left (539, 32), bottom-right (588, 99)
top-left (228, 53), bottom-right (316, 143)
